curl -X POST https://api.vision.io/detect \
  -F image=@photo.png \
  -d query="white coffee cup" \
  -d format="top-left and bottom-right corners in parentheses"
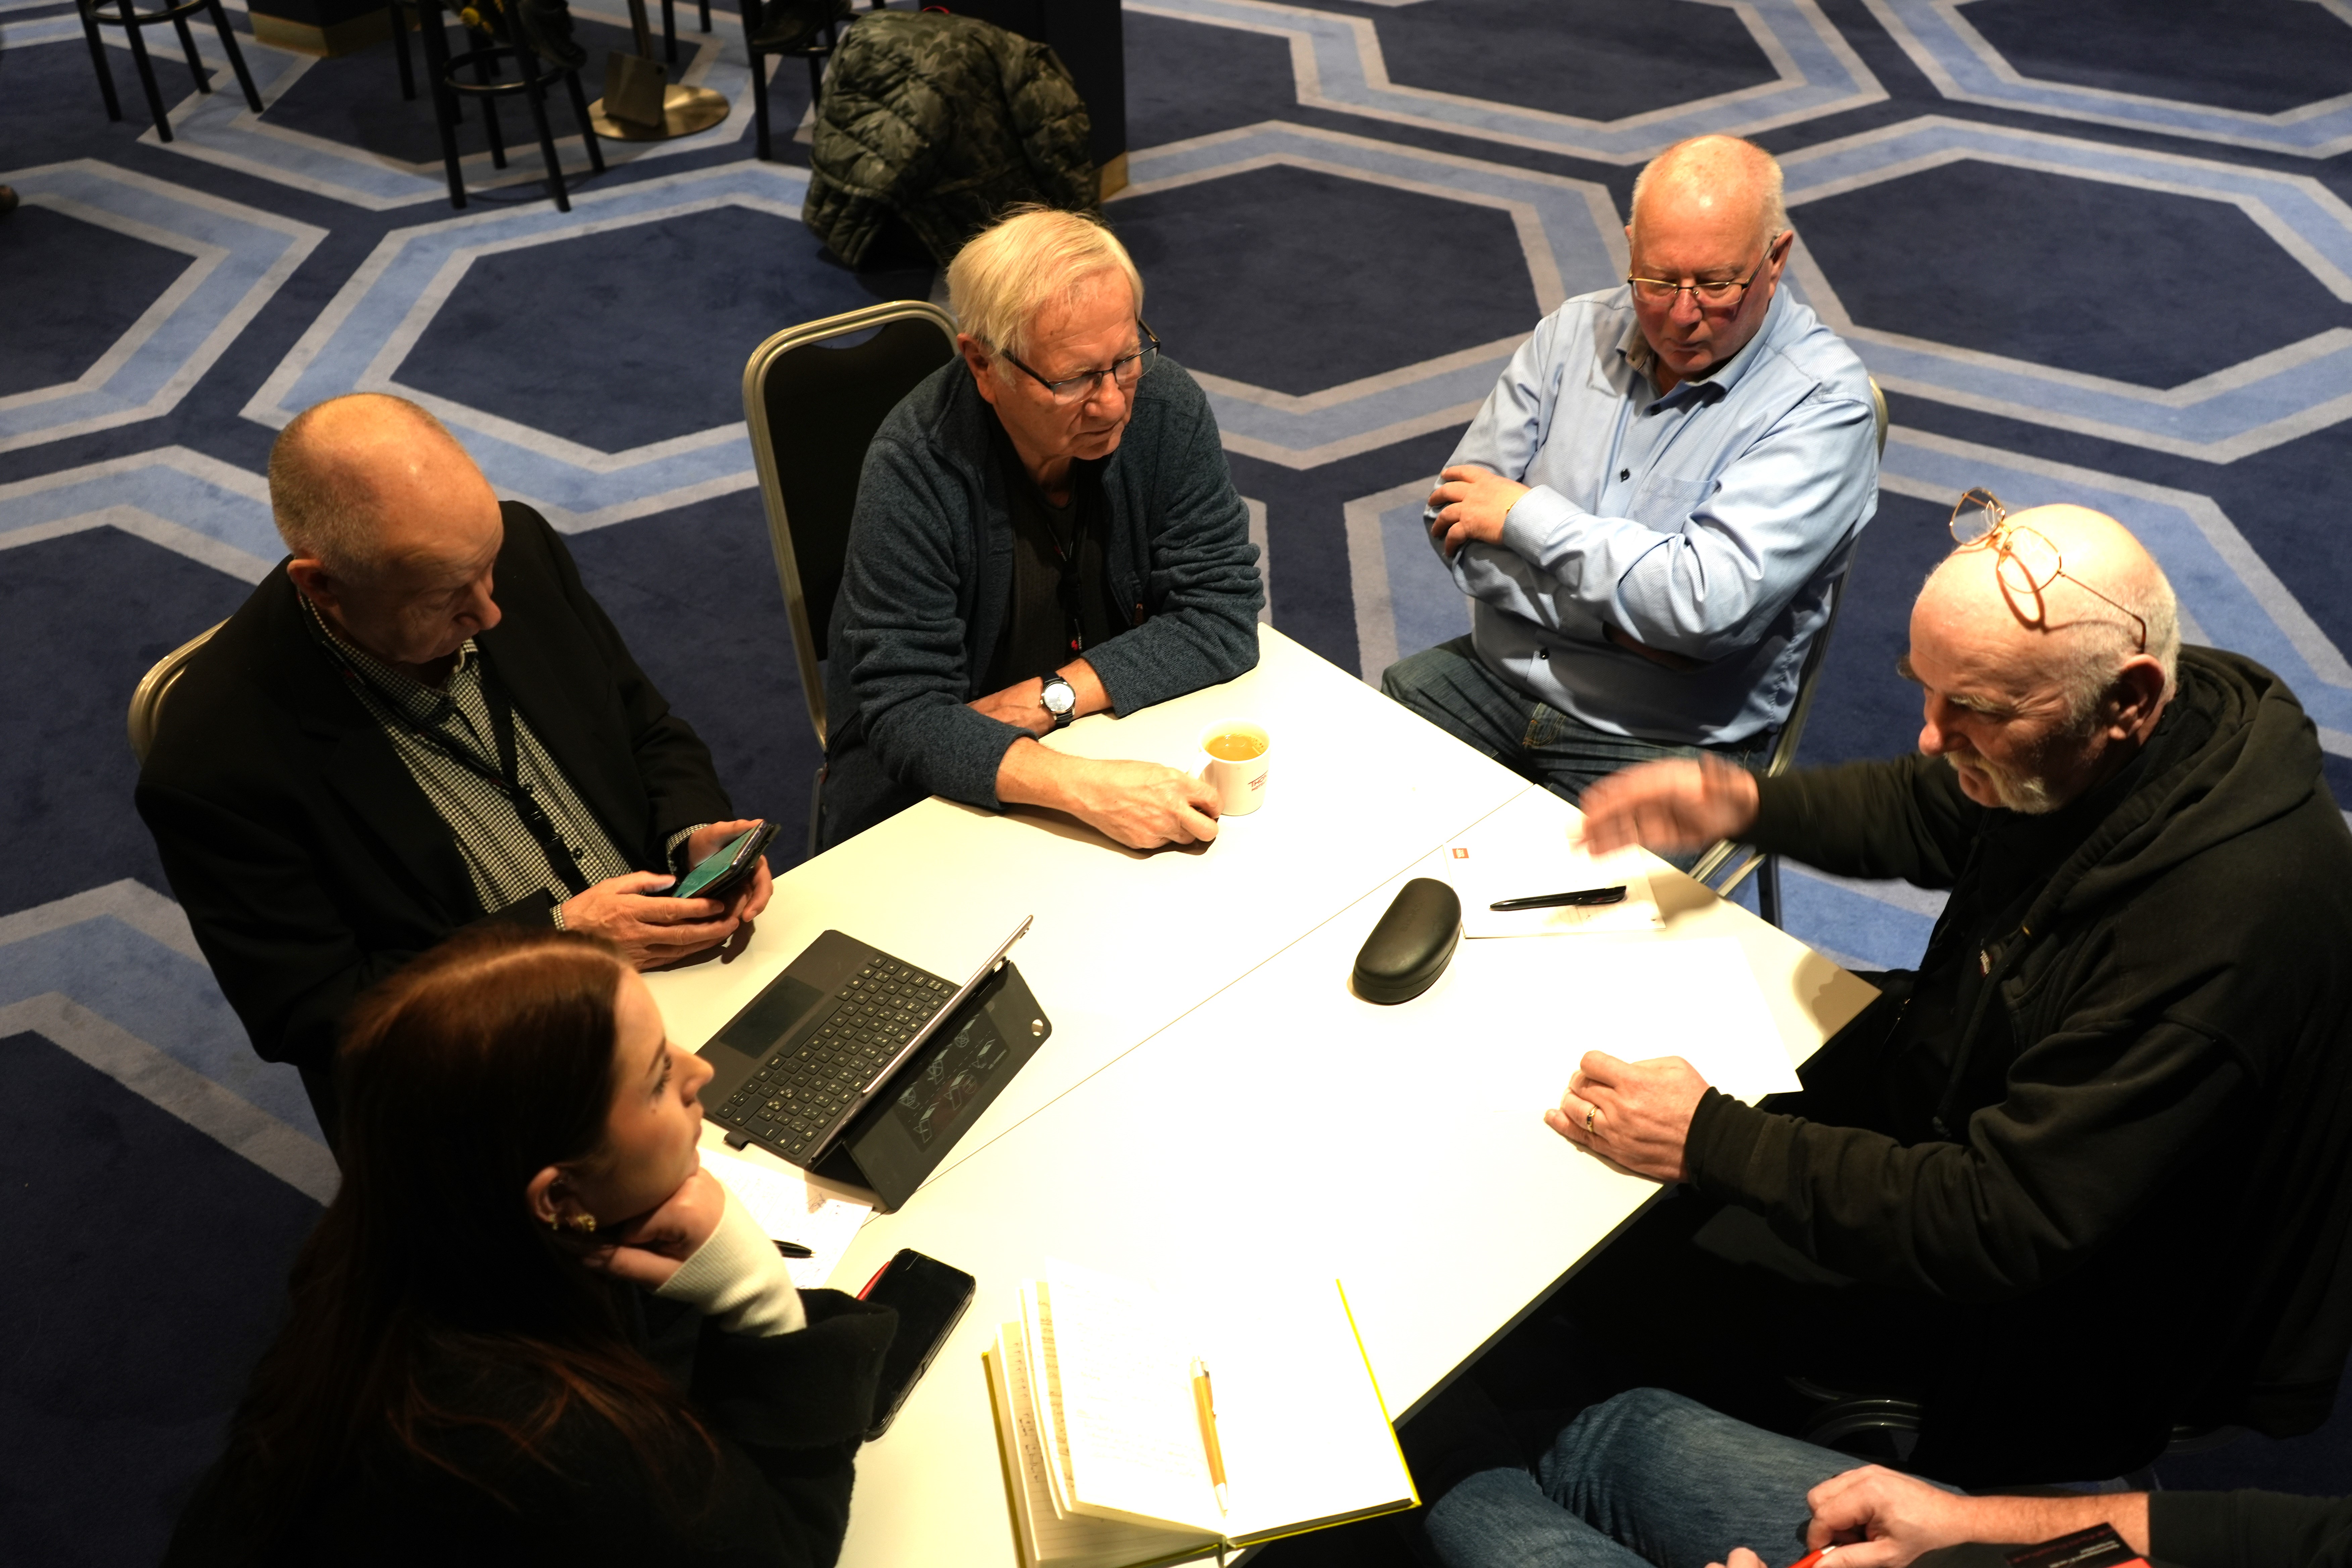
top-left (1197, 719), bottom-right (1271, 816)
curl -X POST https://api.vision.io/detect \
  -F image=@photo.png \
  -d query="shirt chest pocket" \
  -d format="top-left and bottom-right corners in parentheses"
top-left (1624, 474), bottom-right (1714, 532)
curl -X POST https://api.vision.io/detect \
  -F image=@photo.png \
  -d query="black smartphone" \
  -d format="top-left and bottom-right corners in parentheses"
top-left (857, 1248), bottom-right (975, 1440)
top-left (669, 821), bottom-right (779, 901)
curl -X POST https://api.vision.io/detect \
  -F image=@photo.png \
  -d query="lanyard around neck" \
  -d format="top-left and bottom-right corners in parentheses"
top-left (322, 642), bottom-right (593, 897)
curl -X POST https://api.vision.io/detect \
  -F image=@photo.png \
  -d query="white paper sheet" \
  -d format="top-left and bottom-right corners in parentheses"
top-left (1430, 829), bottom-right (1664, 939)
top-left (698, 1143), bottom-right (874, 1290)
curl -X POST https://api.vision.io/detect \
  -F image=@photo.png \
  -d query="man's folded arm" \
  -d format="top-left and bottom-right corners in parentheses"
top-left (1748, 754), bottom-right (1981, 889)
top-left (835, 438), bottom-right (1031, 810)
top-left (1684, 1015), bottom-right (2247, 1300)
top-left (1083, 369), bottom-right (1264, 715)
top-left (1422, 322), bottom-right (1562, 569)
top-left (1462, 392), bottom-right (1876, 661)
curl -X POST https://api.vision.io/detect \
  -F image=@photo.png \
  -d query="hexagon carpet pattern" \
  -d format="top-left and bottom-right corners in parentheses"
top-left (6, 0), bottom-right (2352, 1556)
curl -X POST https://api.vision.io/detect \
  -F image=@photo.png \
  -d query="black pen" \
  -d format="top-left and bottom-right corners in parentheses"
top-left (773, 1239), bottom-right (815, 1259)
top-left (1490, 885), bottom-right (1627, 912)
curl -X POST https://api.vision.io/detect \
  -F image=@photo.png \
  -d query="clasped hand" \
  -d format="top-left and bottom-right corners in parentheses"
top-left (1426, 464), bottom-right (1530, 558)
top-left (559, 818), bottom-right (773, 968)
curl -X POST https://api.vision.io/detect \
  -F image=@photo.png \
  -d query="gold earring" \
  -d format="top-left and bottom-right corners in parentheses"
top-left (565, 1213), bottom-right (598, 1235)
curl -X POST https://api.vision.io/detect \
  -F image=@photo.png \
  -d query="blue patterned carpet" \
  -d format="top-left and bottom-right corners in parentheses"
top-left (5, 0), bottom-right (2351, 1556)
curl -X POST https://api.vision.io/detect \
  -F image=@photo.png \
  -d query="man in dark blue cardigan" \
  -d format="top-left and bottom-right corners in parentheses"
top-left (818, 208), bottom-right (1264, 850)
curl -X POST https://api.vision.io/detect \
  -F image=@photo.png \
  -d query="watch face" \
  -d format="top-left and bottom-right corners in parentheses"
top-left (1043, 680), bottom-right (1075, 715)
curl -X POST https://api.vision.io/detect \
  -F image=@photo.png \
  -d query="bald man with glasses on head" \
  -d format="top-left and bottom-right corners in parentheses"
top-left (1382, 135), bottom-right (1878, 820)
top-left (818, 206), bottom-right (1263, 851)
top-left (1506, 502), bottom-right (2352, 1481)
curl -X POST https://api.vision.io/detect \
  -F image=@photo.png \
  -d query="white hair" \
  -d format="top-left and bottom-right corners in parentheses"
top-left (947, 206), bottom-right (1144, 369)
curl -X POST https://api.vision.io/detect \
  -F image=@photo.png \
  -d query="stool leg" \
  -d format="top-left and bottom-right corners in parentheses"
top-left (696, 0), bottom-right (706, 33)
top-left (171, 9), bottom-right (213, 92)
top-left (749, 45), bottom-right (770, 160)
top-left (469, 25), bottom-right (507, 168)
top-left (659, 0), bottom-right (675, 65)
top-left (389, 0), bottom-right (415, 99)
top-left (561, 67), bottom-right (602, 172)
top-left (414, 8), bottom-right (467, 206)
top-left (117, 0), bottom-right (176, 140)
top-left (205, 0), bottom-right (264, 112)
top-left (78, 1), bottom-right (125, 121)
top-left (517, 58), bottom-right (568, 209)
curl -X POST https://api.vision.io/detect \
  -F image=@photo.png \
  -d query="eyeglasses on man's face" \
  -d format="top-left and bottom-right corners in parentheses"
top-left (1948, 487), bottom-right (2148, 654)
top-left (1625, 235), bottom-right (1782, 314)
top-left (1003, 322), bottom-right (1161, 405)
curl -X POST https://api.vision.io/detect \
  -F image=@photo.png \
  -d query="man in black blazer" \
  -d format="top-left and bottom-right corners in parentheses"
top-left (137, 394), bottom-right (772, 1137)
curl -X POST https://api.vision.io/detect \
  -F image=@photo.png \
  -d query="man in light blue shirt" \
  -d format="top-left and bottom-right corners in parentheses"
top-left (1383, 135), bottom-right (1877, 809)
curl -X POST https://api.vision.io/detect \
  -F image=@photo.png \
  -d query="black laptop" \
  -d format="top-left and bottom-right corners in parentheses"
top-left (700, 918), bottom-right (1048, 1209)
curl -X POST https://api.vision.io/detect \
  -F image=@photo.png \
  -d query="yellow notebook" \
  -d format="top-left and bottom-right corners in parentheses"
top-left (983, 1264), bottom-right (1418, 1568)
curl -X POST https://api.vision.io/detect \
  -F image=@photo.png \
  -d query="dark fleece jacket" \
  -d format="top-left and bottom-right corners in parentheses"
top-left (1686, 647), bottom-right (2352, 1438)
top-left (819, 356), bottom-right (1263, 846)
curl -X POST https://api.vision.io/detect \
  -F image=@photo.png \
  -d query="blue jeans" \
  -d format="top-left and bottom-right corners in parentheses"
top-left (1423, 1389), bottom-right (1857, 1568)
top-left (1381, 637), bottom-right (1772, 822)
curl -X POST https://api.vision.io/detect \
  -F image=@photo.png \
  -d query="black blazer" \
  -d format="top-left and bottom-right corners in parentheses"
top-left (136, 504), bottom-right (734, 1080)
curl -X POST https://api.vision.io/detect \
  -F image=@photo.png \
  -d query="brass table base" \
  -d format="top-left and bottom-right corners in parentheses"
top-left (587, 83), bottom-right (729, 141)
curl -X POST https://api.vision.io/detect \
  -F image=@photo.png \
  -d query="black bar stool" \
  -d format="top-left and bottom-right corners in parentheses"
top-left (413, 0), bottom-right (604, 211)
top-left (742, 0), bottom-right (880, 162)
top-left (76, 0), bottom-right (264, 143)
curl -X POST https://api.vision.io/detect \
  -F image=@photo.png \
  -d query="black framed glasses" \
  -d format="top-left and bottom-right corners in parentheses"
top-left (1949, 487), bottom-right (2148, 653)
top-left (1003, 322), bottom-right (1161, 405)
top-left (1626, 235), bottom-right (1782, 312)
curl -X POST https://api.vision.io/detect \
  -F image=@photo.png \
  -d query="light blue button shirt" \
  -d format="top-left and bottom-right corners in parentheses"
top-left (1430, 284), bottom-right (1878, 745)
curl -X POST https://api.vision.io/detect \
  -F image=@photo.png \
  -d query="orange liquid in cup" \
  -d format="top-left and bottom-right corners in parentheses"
top-left (1204, 730), bottom-right (1267, 763)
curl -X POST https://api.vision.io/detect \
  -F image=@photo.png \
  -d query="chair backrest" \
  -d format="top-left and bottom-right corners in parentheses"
top-left (742, 300), bottom-right (961, 752)
top-left (1686, 384), bottom-right (1886, 889)
top-left (128, 619), bottom-right (226, 766)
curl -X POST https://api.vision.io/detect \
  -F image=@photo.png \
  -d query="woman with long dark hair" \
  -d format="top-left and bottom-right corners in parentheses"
top-left (165, 926), bottom-right (897, 1565)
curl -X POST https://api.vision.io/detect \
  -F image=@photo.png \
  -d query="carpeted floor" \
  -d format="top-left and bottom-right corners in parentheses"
top-left (5, 0), bottom-right (2351, 1559)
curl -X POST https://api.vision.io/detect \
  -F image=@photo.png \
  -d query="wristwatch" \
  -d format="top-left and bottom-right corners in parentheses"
top-left (1039, 674), bottom-right (1077, 731)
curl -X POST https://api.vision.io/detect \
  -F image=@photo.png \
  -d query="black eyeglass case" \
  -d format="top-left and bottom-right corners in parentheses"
top-left (1352, 878), bottom-right (1463, 1004)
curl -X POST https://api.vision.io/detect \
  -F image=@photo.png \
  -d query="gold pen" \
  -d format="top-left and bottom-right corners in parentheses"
top-left (1191, 1356), bottom-right (1228, 1514)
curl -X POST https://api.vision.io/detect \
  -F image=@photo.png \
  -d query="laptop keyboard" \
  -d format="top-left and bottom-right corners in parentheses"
top-left (718, 956), bottom-right (956, 1160)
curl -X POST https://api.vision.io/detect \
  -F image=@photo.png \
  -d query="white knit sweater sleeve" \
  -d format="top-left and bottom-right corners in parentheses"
top-left (652, 1182), bottom-right (810, 1336)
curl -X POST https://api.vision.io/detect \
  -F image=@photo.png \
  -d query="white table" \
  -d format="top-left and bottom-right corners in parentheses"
top-left (645, 626), bottom-right (1879, 1567)
top-left (651, 626), bottom-right (1529, 1191)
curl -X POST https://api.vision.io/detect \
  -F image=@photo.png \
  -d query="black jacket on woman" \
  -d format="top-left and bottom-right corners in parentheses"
top-left (163, 1289), bottom-right (896, 1567)
top-left (1683, 648), bottom-right (2352, 1460)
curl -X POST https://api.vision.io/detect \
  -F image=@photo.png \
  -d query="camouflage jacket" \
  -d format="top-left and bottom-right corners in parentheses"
top-left (803, 10), bottom-right (1098, 267)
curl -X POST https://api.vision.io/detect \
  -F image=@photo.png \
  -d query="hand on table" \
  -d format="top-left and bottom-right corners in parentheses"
top-left (560, 871), bottom-right (743, 968)
top-left (1427, 464), bottom-right (1530, 557)
top-left (1545, 1049), bottom-right (1709, 1182)
top-left (1574, 754), bottom-right (1760, 857)
top-left (1059, 756), bottom-right (1221, 850)
top-left (683, 818), bottom-right (775, 922)
top-left (583, 1165), bottom-right (726, 1289)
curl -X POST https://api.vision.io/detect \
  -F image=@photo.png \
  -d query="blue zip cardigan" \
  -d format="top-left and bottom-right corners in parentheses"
top-left (819, 355), bottom-right (1264, 845)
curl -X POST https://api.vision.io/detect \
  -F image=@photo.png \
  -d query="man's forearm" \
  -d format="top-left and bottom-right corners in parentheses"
top-left (996, 737), bottom-right (1084, 813)
top-left (1947, 1493), bottom-right (2149, 1555)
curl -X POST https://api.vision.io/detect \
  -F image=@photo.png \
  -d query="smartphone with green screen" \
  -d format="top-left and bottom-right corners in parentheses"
top-left (668, 822), bottom-right (778, 901)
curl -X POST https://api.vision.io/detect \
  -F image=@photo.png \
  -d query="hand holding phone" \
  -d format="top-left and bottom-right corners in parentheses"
top-left (672, 821), bottom-right (780, 903)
